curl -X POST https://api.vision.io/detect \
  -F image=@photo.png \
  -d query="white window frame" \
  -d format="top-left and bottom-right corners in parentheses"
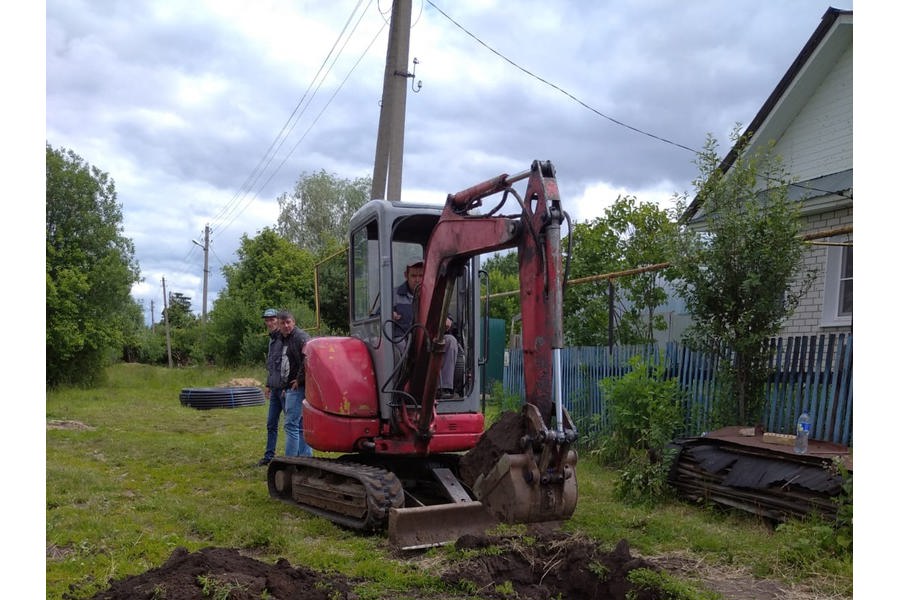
top-left (820, 240), bottom-right (852, 327)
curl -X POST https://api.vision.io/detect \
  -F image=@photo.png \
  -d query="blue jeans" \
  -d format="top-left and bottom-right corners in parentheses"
top-left (284, 387), bottom-right (313, 457)
top-left (264, 387), bottom-right (286, 461)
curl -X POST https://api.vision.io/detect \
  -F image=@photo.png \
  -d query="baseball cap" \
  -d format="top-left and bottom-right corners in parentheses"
top-left (406, 259), bottom-right (424, 269)
top-left (262, 308), bottom-right (277, 318)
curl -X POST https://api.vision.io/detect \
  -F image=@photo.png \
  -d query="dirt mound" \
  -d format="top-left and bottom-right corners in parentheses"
top-left (83, 546), bottom-right (356, 600)
top-left (82, 533), bottom-right (676, 600)
top-left (458, 409), bottom-right (526, 487)
top-left (442, 532), bottom-right (664, 600)
top-left (222, 378), bottom-right (262, 387)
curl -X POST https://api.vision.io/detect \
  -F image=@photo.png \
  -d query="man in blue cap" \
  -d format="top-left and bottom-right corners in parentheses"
top-left (257, 308), bottom-right (282, 466)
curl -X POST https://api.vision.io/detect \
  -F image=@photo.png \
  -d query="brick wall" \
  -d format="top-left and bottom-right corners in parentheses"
top-left (779, 208), bottom-right (852, 336)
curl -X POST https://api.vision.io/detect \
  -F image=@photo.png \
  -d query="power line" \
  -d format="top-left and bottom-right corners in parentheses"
top-left (424, 0), bottom-right (698, 155)
top-left (426, 1), bottom-right (852, 202)
top-left (209, 0), bottom-right (375, 240)
top-left (214, 10), bottom-right (387, 238)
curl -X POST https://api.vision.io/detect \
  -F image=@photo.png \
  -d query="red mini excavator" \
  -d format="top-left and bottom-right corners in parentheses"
top-left (267, 160), bottom-right (578, 548)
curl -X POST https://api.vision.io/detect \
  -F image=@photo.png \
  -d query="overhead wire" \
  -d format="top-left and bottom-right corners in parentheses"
top-left (213, 3), bottom-right (386, 239)
top-left (424, 0), bottom-right (698, 155)
top-left (425, 1), bottom-right (851, 202)
top-left (238, 20), bottom-right (389, 220)
top-left (208, 0), bottom-right (374, 240)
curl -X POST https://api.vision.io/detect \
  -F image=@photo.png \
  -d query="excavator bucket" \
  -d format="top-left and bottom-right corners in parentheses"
top-left (388, 502), bottom-right (498, 550)
top-left (474, 451), bottom-right (578, 523)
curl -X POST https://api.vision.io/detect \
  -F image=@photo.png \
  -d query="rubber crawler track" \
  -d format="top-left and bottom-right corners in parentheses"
top-left (266, 456), bottom-right (405, 531)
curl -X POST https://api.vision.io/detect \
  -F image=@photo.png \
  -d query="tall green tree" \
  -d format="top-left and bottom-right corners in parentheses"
top-left (276, 170), bottom-right (370, 256)
top-left (46, 144), bottom-right (140, 387)
top-left (160, 292), bottom-right (203, 365)
top-left (275, 170), bottom-right (370, 335)
top-left (481, 252), bottom-right (521, 342)
top-left (672, 130), bottom-right (815, 425)
top-left (563, 196), bottom-right (678, 346)
top-left (206, 228), bottom-right (316, 365)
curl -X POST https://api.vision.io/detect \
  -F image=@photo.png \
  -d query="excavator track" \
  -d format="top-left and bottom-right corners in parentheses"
top-left (266, 456), bottom-right (405, 531)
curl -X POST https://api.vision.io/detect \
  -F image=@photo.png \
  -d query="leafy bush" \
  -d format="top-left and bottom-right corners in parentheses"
top-left (592, 355), bottom-right (684, 505)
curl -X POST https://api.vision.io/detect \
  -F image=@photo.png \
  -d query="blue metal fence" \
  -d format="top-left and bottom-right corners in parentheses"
top-left (503, 334), bottom-right (852, 446)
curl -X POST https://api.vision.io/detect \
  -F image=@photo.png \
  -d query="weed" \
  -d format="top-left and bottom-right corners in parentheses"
top-left (150, 584), bottom-right (167, 599)
top-left (493, 580), bottom-right (518, 597)
top-left (626, 567), bottom-right (720, 600)
top-left (454, 579), bottom-right (479, 594)
top-left (197, 573), bottom-right (247, 600)
top-left (590, 355), bottom-right (684, 505)
top-left (588, 560), bottom-right (610, 581)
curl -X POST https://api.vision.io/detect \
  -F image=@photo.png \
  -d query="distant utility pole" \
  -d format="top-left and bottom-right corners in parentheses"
top-left (150, 299), bottom-right (156, 329)
top-left (161, 277), bottom-right (173, 368)
top-left (192, 224), bottom-right (209, 327)
top-left (371, 0), bottom-right (412, 201)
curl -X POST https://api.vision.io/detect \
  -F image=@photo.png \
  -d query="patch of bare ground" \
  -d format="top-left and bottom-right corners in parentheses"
top-left (222, 378), bottom-right (262, 387)
top-left (647, 551), bottom-right (844, 600)
top-left (47, 420), bottom-right (94, 430)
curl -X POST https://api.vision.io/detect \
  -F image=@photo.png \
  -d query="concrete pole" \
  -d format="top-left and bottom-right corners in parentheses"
top-left (371, 0), bottom-right (412, 201)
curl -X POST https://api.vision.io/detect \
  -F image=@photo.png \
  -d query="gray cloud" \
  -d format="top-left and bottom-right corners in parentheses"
top-left (45, 0), bottom-right (853, 323)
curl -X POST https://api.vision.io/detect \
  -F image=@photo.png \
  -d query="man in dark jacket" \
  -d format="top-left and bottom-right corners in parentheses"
top-left (257, 308), bottom-right (283, 466)
top-left (277, 310), bottom-right (313, 456)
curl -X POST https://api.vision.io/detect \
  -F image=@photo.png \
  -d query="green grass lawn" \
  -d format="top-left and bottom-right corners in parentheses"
top-left (46, 363), bottom-right (852, 599)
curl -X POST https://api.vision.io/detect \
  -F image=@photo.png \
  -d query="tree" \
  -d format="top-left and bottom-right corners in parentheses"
top-left (672, 130), bottom-right (815, 426)
top-left (276, 170), bottom-right (370, 256)
top-left (313, 237), bottom-right (351, 335)
top-left (163, 292), bottom-right (197, 329)
top-left (563, 196), bottom-right (678, 346)
top-left (162, 292), bottom-right (202, 365)
top-left (206, 228), bottom-right (316, 365)
top-left (46, 144), bottom-right (141, 387)
top-left (481, 252), bottom-right (521, 341)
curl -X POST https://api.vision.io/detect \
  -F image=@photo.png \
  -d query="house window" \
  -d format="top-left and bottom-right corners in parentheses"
top-left (821, 240), bottom-right (852, 327)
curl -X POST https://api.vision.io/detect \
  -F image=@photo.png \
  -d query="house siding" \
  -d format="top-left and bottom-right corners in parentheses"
top-left (766, 42), bottom-right (852, 339)
top-left (773, 46), bottom-right (853, 182)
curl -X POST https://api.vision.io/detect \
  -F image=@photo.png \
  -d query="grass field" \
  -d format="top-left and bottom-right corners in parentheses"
top-left (45, 363), bottom-right (852, 599)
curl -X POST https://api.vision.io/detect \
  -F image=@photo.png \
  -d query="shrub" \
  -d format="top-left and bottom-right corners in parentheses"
top-left (592, 355), bottom-right (684, 505)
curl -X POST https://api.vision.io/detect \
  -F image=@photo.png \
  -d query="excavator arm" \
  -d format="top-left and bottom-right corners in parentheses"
top-left (407, 161), bottom-right (577, 496)
top-left (404, 161), bottom-right (565, 431)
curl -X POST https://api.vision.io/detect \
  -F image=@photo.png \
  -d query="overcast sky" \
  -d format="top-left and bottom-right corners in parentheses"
top-left (43, 0), bottom-right (855, 324)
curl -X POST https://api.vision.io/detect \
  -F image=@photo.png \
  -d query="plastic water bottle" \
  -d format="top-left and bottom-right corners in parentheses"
top-left (794, 412), bottom-right (810, 454)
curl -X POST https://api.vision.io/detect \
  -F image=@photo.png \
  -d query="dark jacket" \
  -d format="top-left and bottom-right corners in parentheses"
top-left (265, 330), bottom-right (284, 389)
top-left (393, 281), bottom-right (416, 334)
top-left (280, 326), bottom-right (311, 388)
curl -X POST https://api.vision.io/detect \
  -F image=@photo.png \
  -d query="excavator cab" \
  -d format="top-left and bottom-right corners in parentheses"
top-left (345, 200), bottom-right (482, 425)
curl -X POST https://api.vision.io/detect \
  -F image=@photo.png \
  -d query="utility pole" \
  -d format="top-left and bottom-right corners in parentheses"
top-left (161, 277), bottom-right (173, 368)
top-left (150, 299), bottom-right (156, 329)
top-left (192, 224), bottom-right (209, 327)
top-left (371, 0), bottom-right (412, 201)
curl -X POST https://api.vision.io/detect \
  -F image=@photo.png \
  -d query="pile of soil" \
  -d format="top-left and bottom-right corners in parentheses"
top-left (441, 532), bottom-right (664, 600)
top-left (458, 410), bottom-right (527, 488)
top-left (83, 533), bottom-right (672, 600)
top-left (83, 546), bottom-right (356, 600)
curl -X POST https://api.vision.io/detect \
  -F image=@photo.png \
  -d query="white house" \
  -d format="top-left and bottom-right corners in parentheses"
top-left (682, 7), bottom-right (853, 338)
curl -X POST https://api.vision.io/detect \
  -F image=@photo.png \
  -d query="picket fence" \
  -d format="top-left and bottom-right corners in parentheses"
top-left (502, 333), bottom-right (853, 446)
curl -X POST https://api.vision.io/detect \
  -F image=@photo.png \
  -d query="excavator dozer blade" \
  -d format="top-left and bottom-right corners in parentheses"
top-left (388, 502), bottom-right (498, 550)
